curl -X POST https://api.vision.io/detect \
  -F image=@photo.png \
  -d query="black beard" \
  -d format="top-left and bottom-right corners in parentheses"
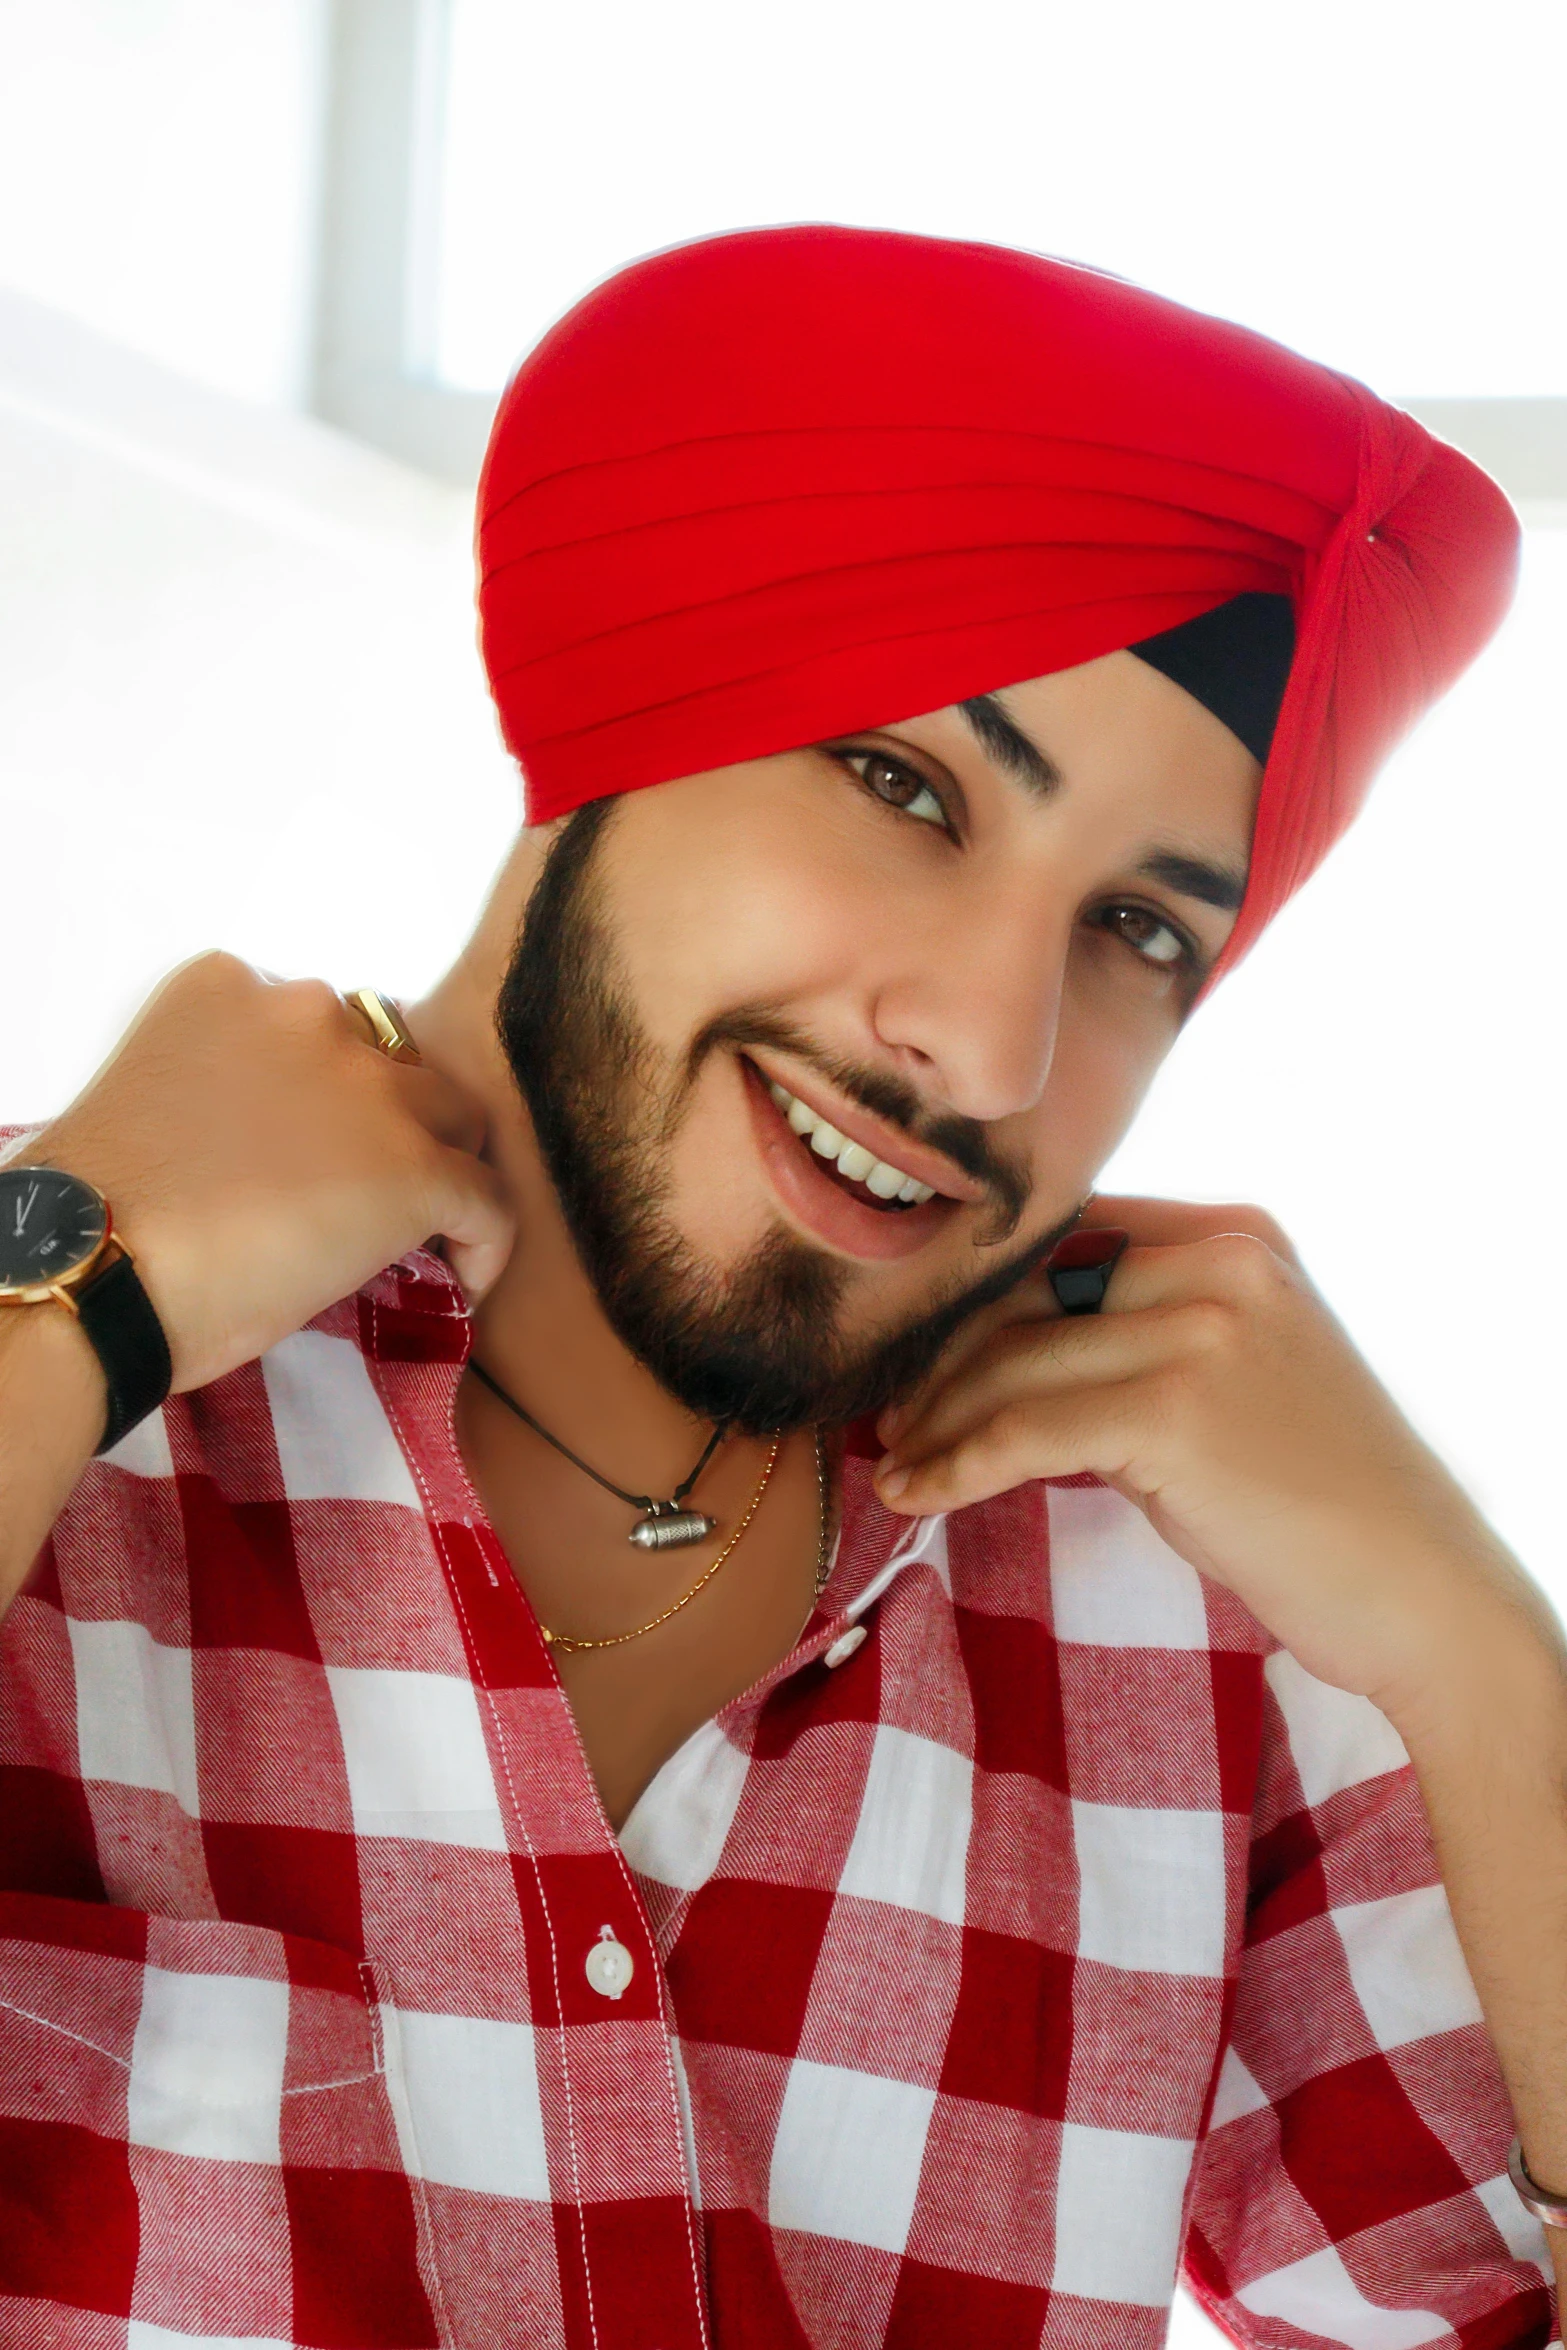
top-left (496, 797), bottom-right (1074, 1434)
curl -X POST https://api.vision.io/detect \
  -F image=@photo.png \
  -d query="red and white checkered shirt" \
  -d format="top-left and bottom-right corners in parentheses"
top-left (0, 1247), bottom-right (1554, 2349)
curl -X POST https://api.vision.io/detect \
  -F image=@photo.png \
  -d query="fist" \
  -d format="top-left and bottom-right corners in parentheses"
top-left (28, 954), bottom-right (512, 1393)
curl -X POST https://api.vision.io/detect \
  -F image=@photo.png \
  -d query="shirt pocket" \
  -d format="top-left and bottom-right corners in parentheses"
top-left (0, 1892), bottom-right (439, 2346)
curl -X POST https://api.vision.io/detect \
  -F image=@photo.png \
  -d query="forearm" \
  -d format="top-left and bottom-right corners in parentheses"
top-left (1393, 1594), bottom-right (1567, 2308)
top-left (0, 1307), bottom-right (103, 1613)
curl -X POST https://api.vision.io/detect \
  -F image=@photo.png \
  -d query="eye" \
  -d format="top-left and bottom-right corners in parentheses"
top-left (835, 747), bottom-right (950, 830)
top-left (1098, 902), bottom-right (1194, 970)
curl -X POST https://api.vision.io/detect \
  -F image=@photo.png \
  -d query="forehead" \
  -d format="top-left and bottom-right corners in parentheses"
top-left (912, 651), bottom-right (1263, 843)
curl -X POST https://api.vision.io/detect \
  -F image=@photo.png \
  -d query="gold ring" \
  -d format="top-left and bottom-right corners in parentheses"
top-left (344, 987), bottom-right (422, 1065)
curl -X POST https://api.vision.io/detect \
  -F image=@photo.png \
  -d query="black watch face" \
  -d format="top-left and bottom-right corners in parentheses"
top-left (0, 1167), bottom-right (108, 1293)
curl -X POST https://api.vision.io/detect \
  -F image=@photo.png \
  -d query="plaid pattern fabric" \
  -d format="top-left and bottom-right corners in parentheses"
top-left (0, 1245), bottom-right (1553, 2350)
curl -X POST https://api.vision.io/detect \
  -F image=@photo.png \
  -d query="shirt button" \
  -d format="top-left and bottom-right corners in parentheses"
top-left (585, 1926), bottom-right (635, 2000)
top-left (824, 1625), bottom-right (867, 1669)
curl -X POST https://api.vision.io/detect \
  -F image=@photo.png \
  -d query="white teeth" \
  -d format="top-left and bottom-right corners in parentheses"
top-left (762, 1072), bottom-right (939, 1207)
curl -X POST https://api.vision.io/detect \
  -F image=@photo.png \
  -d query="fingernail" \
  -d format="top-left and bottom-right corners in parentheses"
top-left (877, 1463), bottom-right (910, 1500)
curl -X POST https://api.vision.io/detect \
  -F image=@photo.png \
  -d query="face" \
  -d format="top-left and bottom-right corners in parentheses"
top-left (499, 648), bottom-right (1260, 1432)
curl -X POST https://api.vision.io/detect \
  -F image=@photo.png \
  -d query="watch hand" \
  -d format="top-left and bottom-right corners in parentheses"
top-left (15, 1183), bottom-right (39, 1237)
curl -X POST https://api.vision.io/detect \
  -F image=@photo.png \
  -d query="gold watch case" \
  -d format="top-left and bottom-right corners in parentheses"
top-left (0, 1165), bottom-right (117, 1315)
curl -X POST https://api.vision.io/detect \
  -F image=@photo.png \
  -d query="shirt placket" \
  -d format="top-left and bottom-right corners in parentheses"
top-left (370, 1269), bottom-right (713, 2350)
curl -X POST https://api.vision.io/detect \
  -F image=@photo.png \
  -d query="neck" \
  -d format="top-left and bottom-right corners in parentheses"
top-left (403, 878), bottom-right (834, 1834)
top-left (410, 936), bottom-right (730, 1500)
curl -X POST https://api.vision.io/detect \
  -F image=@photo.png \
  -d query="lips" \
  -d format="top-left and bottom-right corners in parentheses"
top-left (748, 1055), bottom-right (983, 1207)
top-left (739, 1057), bottom-right (959, 1264)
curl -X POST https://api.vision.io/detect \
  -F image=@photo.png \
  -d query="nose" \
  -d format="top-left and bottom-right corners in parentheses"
top-left (868, 874), bottom-right (1070, 1124)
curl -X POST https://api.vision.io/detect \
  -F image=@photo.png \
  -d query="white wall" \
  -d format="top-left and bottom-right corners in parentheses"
top-left (0, 0), bottom-right (325, 406)
top-left (439, 0), bottom-right (1567, 400)
top-left (0, 289), bottom-right (518, 1117)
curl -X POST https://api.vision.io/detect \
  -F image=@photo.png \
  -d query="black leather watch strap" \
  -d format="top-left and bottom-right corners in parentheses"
top-left (73, 1249), bottom-right (174, 1456)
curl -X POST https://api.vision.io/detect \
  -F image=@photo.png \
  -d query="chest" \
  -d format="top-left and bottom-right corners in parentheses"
top-left (459, 1416), bottom-right (835, 1828)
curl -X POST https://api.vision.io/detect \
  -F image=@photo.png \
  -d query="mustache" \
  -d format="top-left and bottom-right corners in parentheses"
top-left (683, 1005), bottom-right (1034, 1246)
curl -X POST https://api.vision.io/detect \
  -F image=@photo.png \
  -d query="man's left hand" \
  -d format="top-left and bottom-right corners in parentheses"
top-left (874, 1195), bottom-right (1558, 1729)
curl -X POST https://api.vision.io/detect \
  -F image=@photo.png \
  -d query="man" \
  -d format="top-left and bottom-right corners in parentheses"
top-left (0, 226), bottom-right (1558, 2349)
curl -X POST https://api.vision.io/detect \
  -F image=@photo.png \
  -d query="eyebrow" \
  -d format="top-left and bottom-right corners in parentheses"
top-left (957, 694), bottom-right (1063, 798)
top-left (1136, 849), bottom-right (1249, 912)
top-left (955, 695), bottom-right (1248, 912)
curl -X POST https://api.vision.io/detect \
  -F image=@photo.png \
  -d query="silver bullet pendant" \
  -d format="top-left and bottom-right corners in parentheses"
top-left (629, 1508), bottom-right (716, 1550)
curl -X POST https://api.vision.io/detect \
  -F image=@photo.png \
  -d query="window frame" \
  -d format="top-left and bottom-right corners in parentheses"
top-left (311, 0), bottom-right (492, 483)
top-left (308, 0), bottom-right (1567, 510)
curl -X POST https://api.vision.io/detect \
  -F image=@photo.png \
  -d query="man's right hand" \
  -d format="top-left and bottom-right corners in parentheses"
top-left (24, 953), bottom-right (514, 1396)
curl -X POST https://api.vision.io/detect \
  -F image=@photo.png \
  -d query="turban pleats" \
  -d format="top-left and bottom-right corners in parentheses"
top-left (476, 227), bottom-right (1519, 975)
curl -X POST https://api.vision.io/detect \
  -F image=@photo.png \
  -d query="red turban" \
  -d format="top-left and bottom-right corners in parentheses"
top-left (476, 226), bottom-right (1518, 975)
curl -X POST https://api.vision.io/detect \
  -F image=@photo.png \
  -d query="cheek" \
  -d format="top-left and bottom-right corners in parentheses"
top-left (661, 1059), bottom-right (778, 1259)
top-left (606, 785), bottom-right (889, 1056)
top-left (1024, 957), bottom-right (1181, 1188)
top-left (587, 788), bottom-right (877, 1250)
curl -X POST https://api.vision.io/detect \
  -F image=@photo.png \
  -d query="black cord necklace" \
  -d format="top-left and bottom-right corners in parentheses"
top-left (466, 1359), bottom-right (729, 1550)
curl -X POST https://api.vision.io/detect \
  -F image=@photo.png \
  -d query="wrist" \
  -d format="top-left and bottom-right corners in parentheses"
top-left (0, 1302), bottom-right (107, 1609)
top-left (1389, 1605), bottom-right (1567, 1761)
top-left (28, 1118), bottom-right (198, 1390)
top-left (1382, 1594), bottom-right (1567, 2209)
top-left (1359, 1516), bottom-right (1565, 1749)
top-left (0, 1290), bottom-right (106, 1427)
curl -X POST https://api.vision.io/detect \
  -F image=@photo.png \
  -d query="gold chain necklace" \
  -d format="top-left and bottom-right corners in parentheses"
top-left (540, 1430), bottom-right (830, 1655)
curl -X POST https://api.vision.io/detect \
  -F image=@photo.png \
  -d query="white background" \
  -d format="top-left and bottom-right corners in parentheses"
top-left (437, 0), bottom-right (1567, 398)
top-left (0, 10), bottom-right (1562, 2342)
top-left (0, 0), bottom-right (323, 405)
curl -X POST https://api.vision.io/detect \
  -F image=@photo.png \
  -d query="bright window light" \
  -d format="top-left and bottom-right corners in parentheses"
top-left (0, 0), bottom-right (320, 406)
top-left (435, 0), bottom-right (1566, 400)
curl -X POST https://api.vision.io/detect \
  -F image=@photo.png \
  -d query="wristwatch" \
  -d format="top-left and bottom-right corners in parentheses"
top-left (0, 1164), bottom-right (172, 1455)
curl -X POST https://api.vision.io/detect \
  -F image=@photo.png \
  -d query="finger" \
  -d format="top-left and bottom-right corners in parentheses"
top-left (884, 1300), bottom-right (1212, 1465)
top-left (882, 1227), bottom-right (1297, 1450)
top-left (1082, 1193), bottom-right (1300, 1265)
top-left (877, 1262), bottom-right (1066, 1439)
top-left (387, 1064), bottom-right (490, 1159)
top-left (879, 1225), bottom-right (1134, 1441)
top-left (881, 1198), bottom-right (1297, 1442)
top-left (445, 1235), bottom-right (513, 1307)
top-left (423, 1146), bottom-right (515, 1303)
top-left (878, 1376), bottom-right (1157, 1514)
top-left (1098, 1230), bottom-right (1303, 1317)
